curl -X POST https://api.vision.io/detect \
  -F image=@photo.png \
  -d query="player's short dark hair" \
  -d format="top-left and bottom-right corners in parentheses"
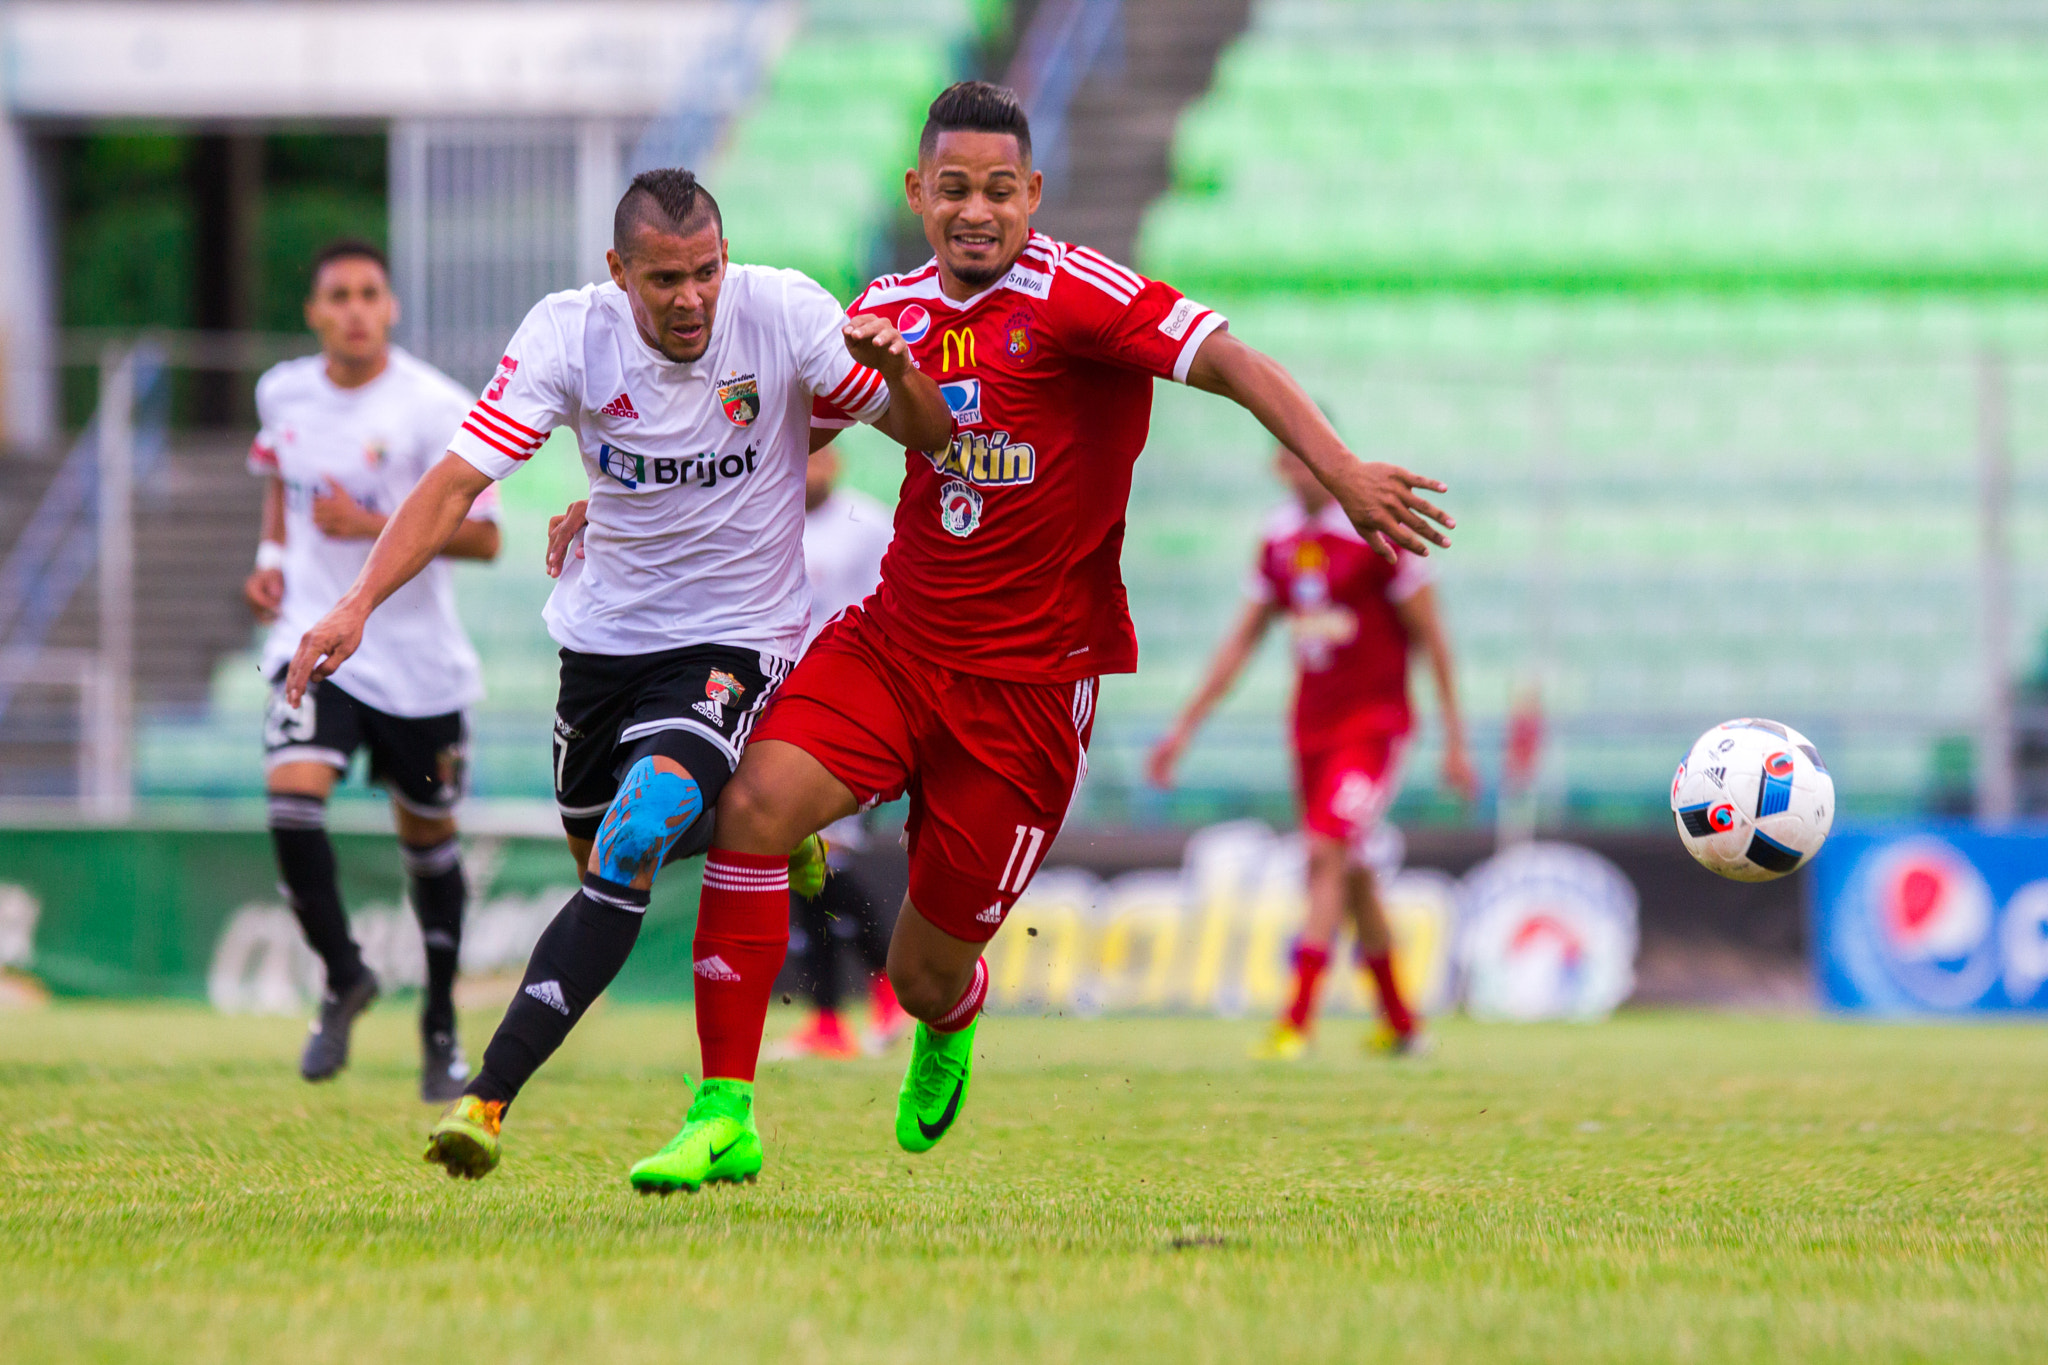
top-left (919, 80), bottom-right (1032, 161)
top-left (613, 168), bottom-right (723, 256)
top-left (308, 238), bottom-right (388, 291)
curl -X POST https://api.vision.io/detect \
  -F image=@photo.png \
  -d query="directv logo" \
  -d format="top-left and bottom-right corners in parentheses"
top-left (939, 377), bottom-right (982, 425)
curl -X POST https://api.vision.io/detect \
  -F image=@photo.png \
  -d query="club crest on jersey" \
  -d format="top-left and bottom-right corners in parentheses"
top-left (927, 429), bottom-right (1035, 487)
top-left (939, 478), bottom-right (983, 538)
top-left (1005, 309), bottom-right (1034, 360)
top-left (939, 378), bottom-right (982, 426)
top-left (898, 304), bottom-right (931, 345)
top-left (362, 439), bottom-right (387, 468)
top-left (705, 670), bottom-right (746, 706)
top-left (718, 371), bottom-right (760, 427)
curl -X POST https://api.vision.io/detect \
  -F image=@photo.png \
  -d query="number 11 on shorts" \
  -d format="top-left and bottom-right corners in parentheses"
top-left (998, 825), bottom-right (1046, 895)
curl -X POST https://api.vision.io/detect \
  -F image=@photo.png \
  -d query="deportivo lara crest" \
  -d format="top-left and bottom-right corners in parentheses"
top-left (717, 371), bottom-right (760, 427)
top-left (705, 670), bottom-right (747, 706)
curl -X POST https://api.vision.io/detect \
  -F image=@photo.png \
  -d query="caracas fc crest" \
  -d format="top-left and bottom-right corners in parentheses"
top-left (1005, 309), bottom-right (1034, 360)
top-left (705, 670), bottom-right (747, 706)
top-left (939, 478), bottom-right (983, 538)
top-left (717, 372), bottom-right (760, 427)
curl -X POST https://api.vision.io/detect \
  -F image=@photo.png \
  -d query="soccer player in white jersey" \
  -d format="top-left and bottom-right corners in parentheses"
top-left (282, 169), bottom-right (951, 1180)
top-left (241, 239), bottom-right (502, 1100)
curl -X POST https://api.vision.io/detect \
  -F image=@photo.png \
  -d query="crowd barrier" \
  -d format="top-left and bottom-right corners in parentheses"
top-left (0, 820), bottom-right (1653, 1021)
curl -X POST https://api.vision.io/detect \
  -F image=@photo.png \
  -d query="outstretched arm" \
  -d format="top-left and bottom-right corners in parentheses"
top-left (1394, 585), bottom-right (1479, 802)
top-left (285, 453), bottom-right (495, 703)
top-left (1146, 599), bottom-right (1279, 788)
top-left (843, 314), bottom-right (952, 451)
top-left (1187, 331), bottom-right (1453, 563)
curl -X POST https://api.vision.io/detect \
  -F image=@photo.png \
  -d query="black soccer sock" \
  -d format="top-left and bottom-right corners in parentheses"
top-left (793, 887), bottom-right (840, 1013)
top-left (403, 836), bottom-right (466, 1038)
top-left (466, 874), bottom-right (647, 1108)
top-left (269, 793), bottom-right (367, 996)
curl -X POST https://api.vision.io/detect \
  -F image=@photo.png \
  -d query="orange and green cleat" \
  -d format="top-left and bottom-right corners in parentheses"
top-left (424, 1094), bottom-right (505, 1179)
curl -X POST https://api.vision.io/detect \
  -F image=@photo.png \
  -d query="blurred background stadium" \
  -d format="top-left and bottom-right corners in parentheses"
top-left (5, 0), bottom-right (2048, 1011)
top-left (7, 0), bottom-right (2048, 832)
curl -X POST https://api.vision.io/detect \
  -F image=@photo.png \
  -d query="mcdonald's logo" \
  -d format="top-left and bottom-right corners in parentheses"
top-left (941, 327), bottom-right (977, 373)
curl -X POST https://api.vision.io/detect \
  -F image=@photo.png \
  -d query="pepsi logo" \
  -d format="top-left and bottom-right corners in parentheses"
top-left (1879, 854), bottom-right (1990, 963)
top-left (898, 304), bottom-right (931, 345)
top-left (1765, 751), bottom-right (1795, 778)
top-left (1708, 803), bottom-right (1737, 832)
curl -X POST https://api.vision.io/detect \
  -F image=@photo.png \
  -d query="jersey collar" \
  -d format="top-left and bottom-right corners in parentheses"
top-left (920, 232), bottom-right (1058, 312)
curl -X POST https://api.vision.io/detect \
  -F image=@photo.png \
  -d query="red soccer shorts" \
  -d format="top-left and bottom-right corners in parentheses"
top-left (1296, 730), bottom-right (1409, 853)
top-left (752, 606), bottom-right (1097, 942)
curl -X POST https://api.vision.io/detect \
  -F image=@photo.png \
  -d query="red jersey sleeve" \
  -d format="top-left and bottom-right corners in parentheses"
top-left (1050, 247), bottom-right (1227, 383)
top-left (1246, 537), bottom-right (1285, 606)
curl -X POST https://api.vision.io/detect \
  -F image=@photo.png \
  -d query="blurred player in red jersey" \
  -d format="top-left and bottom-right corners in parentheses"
top-left (1148, 445), bottom-right (1478, 1058)
top-left (633, 81), bottom-right (1456, 1187)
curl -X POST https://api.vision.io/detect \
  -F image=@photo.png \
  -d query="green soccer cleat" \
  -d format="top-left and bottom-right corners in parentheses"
top-left (423, 1094), bottom-right (505, 1180)
top-left (895, 1017), bottom-right (977, 1154)
top-left (789, 833), bottom-right (829, 900)
top-left (628, 1078), bottom-right (763, 1194)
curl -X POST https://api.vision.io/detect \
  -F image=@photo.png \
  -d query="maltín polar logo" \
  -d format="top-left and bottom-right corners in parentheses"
top-left (938, 479), bottom-right (983, 538)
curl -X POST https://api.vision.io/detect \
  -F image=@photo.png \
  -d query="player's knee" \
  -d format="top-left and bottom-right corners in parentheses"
top-left (592, 757), bottom-right (703, 884)
top-left (885, 955), bottom-right (961, 1021)
top-left (713, 767), bottom-right (792, 849)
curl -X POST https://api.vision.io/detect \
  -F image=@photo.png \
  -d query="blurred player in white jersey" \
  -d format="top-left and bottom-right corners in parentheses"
top-left (283, 169), bottom-right (951, 1181)
top-left (242, 239), bottom-right (502, 1099)
top-left (783, 439), bottom-right (910, 1057)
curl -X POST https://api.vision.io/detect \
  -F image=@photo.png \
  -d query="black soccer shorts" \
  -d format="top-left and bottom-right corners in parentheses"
top-left (264, 671), bottom-right (469, 817)
top-left (551, 643), bottom-right (790, 844)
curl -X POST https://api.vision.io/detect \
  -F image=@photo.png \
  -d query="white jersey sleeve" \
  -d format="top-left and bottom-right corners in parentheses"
top-left (248, 369), bottom-right (285, 476)
top-left (786, 273), bottom-right (889, 431)
top-left (448, 302), bottom-right (576, 479)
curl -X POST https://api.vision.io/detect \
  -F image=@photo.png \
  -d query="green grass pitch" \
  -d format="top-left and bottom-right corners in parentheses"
top-left (3, 1003), bottom-right (2045, 1363)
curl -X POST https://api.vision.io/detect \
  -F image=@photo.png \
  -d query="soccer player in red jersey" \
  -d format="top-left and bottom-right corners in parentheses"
top-left (1148, 444), bottom-right (1478, 1058)
top-left (626, 82), bottom-right (1456, 1189)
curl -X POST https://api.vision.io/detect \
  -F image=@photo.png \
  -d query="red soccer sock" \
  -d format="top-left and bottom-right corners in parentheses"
top-left (1364, 951), bottom-right (1415, 1036)
top-left (928, 958), bottom-right (988, 1034)
top-left (1284, 942), bottom-right (1331, 1030)
top-left (694, 849), bottom-right (791, 1081)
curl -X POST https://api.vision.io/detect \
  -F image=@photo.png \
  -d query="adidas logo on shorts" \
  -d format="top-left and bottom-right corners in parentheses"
top-left (693, 698), bottom-right (723, 724)
top-left (524, 979), bottom-right (570, 1014)
top-left (694, 954), bottom-right (741, 982)
top-left (976, 903), bottom-right (1004, 925)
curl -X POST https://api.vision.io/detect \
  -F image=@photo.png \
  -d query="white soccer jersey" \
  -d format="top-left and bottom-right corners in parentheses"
top-left (801, 486), bottom-right (893, 649)
top-left (249, 348), bottom-right (497, 717)
top-left (446, 268), bottom-right (890, 660)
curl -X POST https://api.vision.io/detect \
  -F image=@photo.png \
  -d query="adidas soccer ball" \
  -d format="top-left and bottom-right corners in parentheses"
top-left (1670, 719), bottom-right (1835, 882)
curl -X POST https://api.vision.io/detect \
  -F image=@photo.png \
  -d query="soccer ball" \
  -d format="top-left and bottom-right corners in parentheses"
top-left (1670, 719), bottom-right (1835, 882)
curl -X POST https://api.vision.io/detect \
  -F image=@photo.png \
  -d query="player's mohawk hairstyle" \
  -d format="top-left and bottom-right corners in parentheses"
top-left (613, 167), bottom-right (723, 255)
top-left (920, 80), bottom-right (1032, 161)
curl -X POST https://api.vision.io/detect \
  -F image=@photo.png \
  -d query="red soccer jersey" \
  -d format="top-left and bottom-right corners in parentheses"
top-left (1252, 500), bottom-right (1433, 752)
top-left (814, 232), bottom-right (1226, 682)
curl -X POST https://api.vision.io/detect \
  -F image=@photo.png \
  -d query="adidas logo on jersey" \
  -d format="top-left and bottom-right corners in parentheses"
top-left (599, 391), bottom-right (638, 420)
top-left (693, 698), bottom-right (723, 724)
top-left (976, 903), bottom-right (1004, 925)
top-left (524, 979), bottom-right (570, 1015)
top-left (694, 954), bottom-right (741, 982)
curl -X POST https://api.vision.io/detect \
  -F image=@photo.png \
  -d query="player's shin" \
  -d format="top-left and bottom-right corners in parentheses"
top-left (466, 875), bottom-right (645, 1106)
top-left (694, 850), bottom-right (792, 1081)
top-left (402, 835), bottom-right (465, 1037)
top-left (1361, 947), bottom-right (1415, 1038)
top-left (269, 793), bottom-right (367, 993)
top-left (1285, 941), bottom-right (1331, 1031)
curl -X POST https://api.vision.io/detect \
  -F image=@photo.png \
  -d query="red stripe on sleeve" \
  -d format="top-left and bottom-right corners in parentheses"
top-left (476, 401), bottom-right (543, 440)
top-left (460, 420), bottom-right (528, 461)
